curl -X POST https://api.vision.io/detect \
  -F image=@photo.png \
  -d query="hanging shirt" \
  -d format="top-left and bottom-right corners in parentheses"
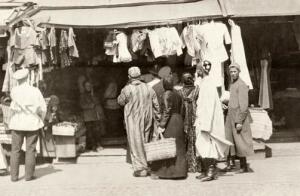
top-left (196, 21), bottom-right (231, 62)
top-left (148, 27), bottom-right (182, 58)
top-left (131, 29), bottom-right (148, 52)
top-left (2, 62), bottom-right (17, 93)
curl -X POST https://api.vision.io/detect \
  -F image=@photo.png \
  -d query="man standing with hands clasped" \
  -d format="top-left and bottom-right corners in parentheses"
top-left (224, 63), bottom-right (254, 173)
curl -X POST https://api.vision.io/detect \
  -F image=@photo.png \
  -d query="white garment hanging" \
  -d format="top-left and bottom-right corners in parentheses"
top-left (113, 32), bottom-right (132, 63)
top-left (230, 22), bottom-right (253, 89)
top-left (258, 59), bottom-right (273, 109)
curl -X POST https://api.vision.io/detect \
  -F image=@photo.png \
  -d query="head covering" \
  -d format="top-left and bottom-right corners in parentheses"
top-left (13, 68), bottom-right (29, 80)
top-left (202, 60), bottom-right (212, 73)
top-left (162, 75), bottom-right (174, 90)
top-left (182, 72), bottom-right (194, 85)
top-left (229, 63), bottom-right (241, 71)
top-left (128, 66), bottom-right (141, 78)
top-left (158, 66), bottom-right (172, 79)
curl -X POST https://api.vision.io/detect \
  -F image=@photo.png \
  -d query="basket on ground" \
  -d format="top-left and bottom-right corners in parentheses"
top-left (144, 133), bottom-right (176, 162)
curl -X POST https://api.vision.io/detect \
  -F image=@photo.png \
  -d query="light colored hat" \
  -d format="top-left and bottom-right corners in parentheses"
top-left (13, 68), bottom-right (29, 80)
top-left (229, 63), bottom-right (241, 71)
top-left (158, 66), bottom-right (171, 79)
top-left (128, 66), bottom-right (141, 78)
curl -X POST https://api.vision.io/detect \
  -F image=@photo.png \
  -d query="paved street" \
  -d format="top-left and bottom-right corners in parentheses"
top-left (0, 148), bottom-right (300, 196)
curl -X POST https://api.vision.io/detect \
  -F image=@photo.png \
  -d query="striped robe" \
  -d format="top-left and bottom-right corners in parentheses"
top-left (118, 79), bottom-right (160, 171)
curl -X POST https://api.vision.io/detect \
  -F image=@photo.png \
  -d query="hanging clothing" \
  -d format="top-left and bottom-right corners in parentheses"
top-left (48, 27), bottom-right (57, 65)
top-left (258, 59), bottom-right (273, 109)
top-left (148, 27), bottom-right (182, 58)
top-left (11, 27), bottom-right (38, 66)
top-left (113, 32), bottom-right (132, 63)
top-left (131, 29), bottom-right (148, 52)
top-left (68, 27), bottom-right (79, 58)
top-left (2, 62), bottom-right (17, 92)
top-left (117, 80), bottom-right (160, 172)
top-left (225, 78), bottom-right (254, 157)
top-left (230, 22), bottom-right (253, 89)
top-left (195, 75), bottom-right (231, 160)
top-left (104, 31), bottom-right (118, 56)
top-left (196, 21), bottom-right (231, 87)
top-left (178, 85), bottom-right (200, 173)
top-left (59, 30), bottom-right (70, 68)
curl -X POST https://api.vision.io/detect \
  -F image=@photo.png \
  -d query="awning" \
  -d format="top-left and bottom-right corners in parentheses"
top-left (30, 0), bottom-right (222, 28)
top-left (225, 0), bottom-right (300, 17)
top-left (0, 9), bottom-right (14, 27)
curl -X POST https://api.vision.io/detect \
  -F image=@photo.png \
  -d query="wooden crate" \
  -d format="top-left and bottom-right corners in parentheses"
top-left (54, 136), bottom-right (76, 158)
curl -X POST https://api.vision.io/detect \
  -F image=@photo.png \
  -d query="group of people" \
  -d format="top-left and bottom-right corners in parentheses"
top-left (118, 61), bottom-right (254, 181)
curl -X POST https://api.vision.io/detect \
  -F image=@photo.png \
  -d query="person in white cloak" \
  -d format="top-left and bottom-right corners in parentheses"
top-left (194, 60), bottom-right (232, 182)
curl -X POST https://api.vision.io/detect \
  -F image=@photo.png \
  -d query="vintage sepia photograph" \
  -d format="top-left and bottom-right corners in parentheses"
top-left (0, 0), bottom-right (299, 195)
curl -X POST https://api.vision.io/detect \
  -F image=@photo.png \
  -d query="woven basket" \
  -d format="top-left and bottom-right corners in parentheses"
top-left (144, 133), bottom-right (176, 162)
top-left (1, 104), bottom-right (11, 130)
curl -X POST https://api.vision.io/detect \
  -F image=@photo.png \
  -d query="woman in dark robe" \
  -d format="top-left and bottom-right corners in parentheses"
top-left (178, 72), bottom-right (200, 173)
top-left (152, 76), bottom-right (187, 179)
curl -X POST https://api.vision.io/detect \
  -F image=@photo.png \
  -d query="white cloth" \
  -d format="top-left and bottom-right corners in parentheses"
top-left (249, 108), bottom-right (273, 140)
top-left (230, 23), bottom-right (253, 89)
top-left (195, 76), bottom-right (231, 159)
top-left (148, 27), bottom-right (182, 58)
top-left (68, 27), bottom-right (79, 58)
top-left (113, 32), bottom-right (132, 63)
top-left (2, 62), bottom-right (17, 92)
top-left (9, 83), bottom-right (47, 131)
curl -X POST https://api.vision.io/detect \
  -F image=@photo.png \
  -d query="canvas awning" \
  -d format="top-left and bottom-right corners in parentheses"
top-left (225, 0), bottom-right (300, 17)
top-left (30, 0), bottom-right (223, 28)
top-left (0, 9), bottom-right (15, 27)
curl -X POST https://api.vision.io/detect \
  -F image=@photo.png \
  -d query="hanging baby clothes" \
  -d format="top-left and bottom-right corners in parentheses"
top-left (11, 26), bottom-right (38, 67)
top-left (68, 27), bottom-right (79, 58)
top-left (48, 27), bottom-right (57, 65)
top-left (196, 21), bottom-right (231, 87)
top-left (113, 32), bottom-right (132, 63)
top-left (230, 21), bottom-right (253, 89)
top-left (259, 59), bottom-right (273, 110)
top-left (59, 30), bottom-right (70, 68)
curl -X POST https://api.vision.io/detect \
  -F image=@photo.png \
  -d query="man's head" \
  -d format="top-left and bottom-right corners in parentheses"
top-left (182, 72), bottom-right (194, 86)
top-left (13, 68), bottom-right (29, 84)
top-left (196, 60), bottom-right (211, 78)
top-left (229, 63), bottom-right (240, 82)
top-left (128, 66), bottom-right (141, 80)
top-left (148, 64), bottom-right (159, 77)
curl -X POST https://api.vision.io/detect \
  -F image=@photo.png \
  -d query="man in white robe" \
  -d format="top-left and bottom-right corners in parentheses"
top-left (194, 60), bottom-right (232, 182)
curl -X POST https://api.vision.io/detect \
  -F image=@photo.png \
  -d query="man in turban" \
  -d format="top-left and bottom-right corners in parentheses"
top-left (118, 66), bottom-right (160, 177)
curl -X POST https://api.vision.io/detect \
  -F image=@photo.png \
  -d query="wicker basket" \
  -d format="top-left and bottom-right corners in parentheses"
top-left (1, 104), bottom-right (11, 130)
top-left (144, 133), bottom-right (176, 162)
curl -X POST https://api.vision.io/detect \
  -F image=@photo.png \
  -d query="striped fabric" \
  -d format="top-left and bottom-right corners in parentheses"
top-left (118, 79), bottom-right (160, 171)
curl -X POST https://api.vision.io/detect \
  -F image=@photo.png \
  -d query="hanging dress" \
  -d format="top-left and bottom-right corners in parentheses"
top-left (258, 59), bottom-right (273, 109)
